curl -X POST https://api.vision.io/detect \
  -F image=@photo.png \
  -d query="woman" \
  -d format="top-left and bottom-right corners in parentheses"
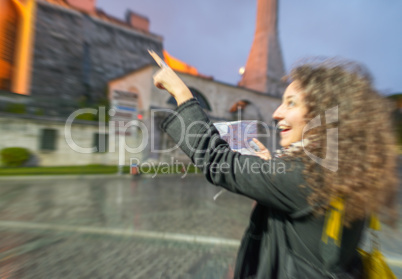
top-left (153, 58), bottom-right (398, 278)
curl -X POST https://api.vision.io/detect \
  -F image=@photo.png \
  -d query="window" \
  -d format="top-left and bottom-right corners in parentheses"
top-left (40, 129), bottom-right (57, 151)
top-left (0, 19), bottom-right (17, 91)
top-left (93, 133), bottom-right (108, 153)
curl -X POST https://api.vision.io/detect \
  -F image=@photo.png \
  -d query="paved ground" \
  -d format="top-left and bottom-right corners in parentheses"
top-left (0, 172), bottom-right (401, 278)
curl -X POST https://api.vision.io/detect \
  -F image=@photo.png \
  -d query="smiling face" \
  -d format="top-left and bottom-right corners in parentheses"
top-left (273, 82), bottom-right (308, 147)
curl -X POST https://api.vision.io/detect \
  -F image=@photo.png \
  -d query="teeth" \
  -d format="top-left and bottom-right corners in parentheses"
top-left (279, 125), bottom-right (290, 130)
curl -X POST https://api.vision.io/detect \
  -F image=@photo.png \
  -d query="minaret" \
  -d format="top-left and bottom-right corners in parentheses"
top-left (238, 0), bottom-right (286, 97)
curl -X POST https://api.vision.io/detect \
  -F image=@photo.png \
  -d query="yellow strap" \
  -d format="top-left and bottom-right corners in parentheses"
top-left (329, 196), bottom-right (344, 211)
top-left (369, 214), bottom-right (381, 231)
top-left (323, 197), bottom-right (381, 245)
top-left (322, 197), bottom-right (344, 246)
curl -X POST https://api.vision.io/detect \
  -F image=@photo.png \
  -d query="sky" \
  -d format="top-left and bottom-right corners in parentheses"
top-left (97, 0), bottom-right (402, 95)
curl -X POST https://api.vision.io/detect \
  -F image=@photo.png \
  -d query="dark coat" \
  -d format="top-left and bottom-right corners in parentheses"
top-left (161, 99), bottom-right (364, 278)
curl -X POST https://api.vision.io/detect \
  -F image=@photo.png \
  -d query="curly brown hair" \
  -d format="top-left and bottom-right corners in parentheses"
top-left (285, 58), bottom-right (398, 226)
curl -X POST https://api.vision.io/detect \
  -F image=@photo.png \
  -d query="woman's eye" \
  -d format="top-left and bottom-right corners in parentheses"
top-left (287, 100), bottom-right (295, 107)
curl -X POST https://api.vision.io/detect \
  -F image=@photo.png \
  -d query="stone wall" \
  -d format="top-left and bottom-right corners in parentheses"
top-left (0, 113), bottom-right (143, 166)
top-left (30, 2), bottom-right (163, 116)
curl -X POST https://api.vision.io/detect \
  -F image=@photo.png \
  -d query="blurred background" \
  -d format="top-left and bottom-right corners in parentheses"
top-left (0, 0), bottom-right (401, 278)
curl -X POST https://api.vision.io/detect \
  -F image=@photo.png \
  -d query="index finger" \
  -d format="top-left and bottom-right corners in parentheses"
top-left (252, 138), bottom-right (268, 151)
top-left (148, 49), bottom-right (169, 68)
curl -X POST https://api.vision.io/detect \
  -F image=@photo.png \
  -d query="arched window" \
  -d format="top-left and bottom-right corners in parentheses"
top-left (229, 99), bottom-right (262, 121)
top-left (167, 87), bottom-right (211, 111)
top-left (0, 1), bottom-right (18, 91)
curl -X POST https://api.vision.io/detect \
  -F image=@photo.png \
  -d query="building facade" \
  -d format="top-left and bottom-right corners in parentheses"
top-left (0, 0), bottom-right (282, 166)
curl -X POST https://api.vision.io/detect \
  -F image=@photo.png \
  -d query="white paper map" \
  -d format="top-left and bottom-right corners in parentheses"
top-left (214, 120), bottom-right (259, 155)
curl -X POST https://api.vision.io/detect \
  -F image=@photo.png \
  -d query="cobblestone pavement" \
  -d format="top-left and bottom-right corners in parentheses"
top-left (0, 173), bottom-right (401, 278)
top-left (0, 175), bottom-right (251, 279)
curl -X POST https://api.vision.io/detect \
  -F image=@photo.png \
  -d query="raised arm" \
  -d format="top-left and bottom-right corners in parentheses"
top-left (153, 67), bottom-right (310, 214)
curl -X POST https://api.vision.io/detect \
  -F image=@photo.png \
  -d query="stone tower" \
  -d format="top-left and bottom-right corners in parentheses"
top-left (238, 0), bottom-right (286, 97)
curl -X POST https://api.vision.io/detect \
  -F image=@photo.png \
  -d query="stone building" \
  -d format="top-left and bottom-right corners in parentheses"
top-left (0, 0), bottom-right (283, 166)
top-left (31, 0), bottom-right (166, 115)
top-left (108, 65), bottom-right (281, 164)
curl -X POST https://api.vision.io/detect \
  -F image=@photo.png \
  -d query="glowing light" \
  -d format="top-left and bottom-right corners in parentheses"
top-left (239, 67), bottom-right (245, 75)
top-left (137, 114), bottom-right (143, 120)
top-left (163, 50), bottom-right (199, 76)
top-left (0, 0), bottom-right (36, 94)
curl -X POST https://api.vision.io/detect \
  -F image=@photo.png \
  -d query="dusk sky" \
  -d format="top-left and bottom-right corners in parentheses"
top-left (97, 0), bottom-right (402, 95)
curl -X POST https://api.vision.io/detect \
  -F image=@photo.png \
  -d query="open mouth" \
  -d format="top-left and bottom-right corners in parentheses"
top-left (279, 125), bottom-right (291, 133)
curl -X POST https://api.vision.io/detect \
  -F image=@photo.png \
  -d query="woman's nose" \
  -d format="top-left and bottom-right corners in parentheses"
top-left (273, 105), bottom-right (284, 120)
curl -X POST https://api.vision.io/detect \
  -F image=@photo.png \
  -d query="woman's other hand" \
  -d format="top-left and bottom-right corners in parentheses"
top-left (251, 138), bottom-right (271, 160)
top-left (153, 67), bottom-right (193, 105)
